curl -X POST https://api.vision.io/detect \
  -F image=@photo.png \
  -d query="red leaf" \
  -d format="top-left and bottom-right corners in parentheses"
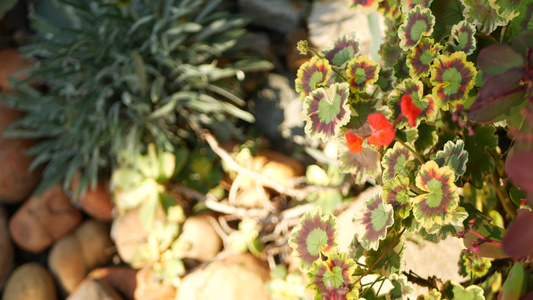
top-left (400, 94), bottom-right (422, 127)
top-left (367, 113), bottom-right (395, 146)
top-left (505, 151), bottom-right (533, 193)
top-left (345, 132), bottom-right (363, 153)
top-left (503, 210), bottom-right (533, 258)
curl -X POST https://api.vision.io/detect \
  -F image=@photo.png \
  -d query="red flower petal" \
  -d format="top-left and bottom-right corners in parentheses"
top-left (400, 94), bottom-right (422, 127)
top-left (368, 113), bottom-right (395, 146)
top-left (345, 132), bottom-right (363, 153)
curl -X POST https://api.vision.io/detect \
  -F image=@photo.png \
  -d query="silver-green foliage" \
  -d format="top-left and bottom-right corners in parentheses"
top-left (5, 0), bottom-right (271, 196)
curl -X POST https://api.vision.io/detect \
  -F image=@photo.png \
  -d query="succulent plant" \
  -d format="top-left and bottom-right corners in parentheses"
top-left (4, 0), bottom-right (271, 197)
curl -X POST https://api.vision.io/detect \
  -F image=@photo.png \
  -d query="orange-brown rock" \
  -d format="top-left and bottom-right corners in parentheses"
top-left (48, 220), bottom-right (114, 294)
top-left (88, 267), bottom-right (138, 300)
top-left (71, 173), bottom-right (114, 221)
top-left (2, 262), bottom-right (57, 300)
top-left (134, 268), bottom-right (176, 300)
top-left (176, 253), bottom-right (270, 300)
top-left (0, 96), bottom-right (41, 204)
top-left (255, 149), bottom-right (304, 184)
top-left (67, 279), bottom-right (123, 300)
top-left (0, 206), bottom-right (13, 290)
top-left (0, 48), bottom-right (32, 90)
top-left (9, 185), bottom-right (82, 253)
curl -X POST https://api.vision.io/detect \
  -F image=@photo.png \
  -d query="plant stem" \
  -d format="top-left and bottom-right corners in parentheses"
top-left (394, 136), bottom-right (424, 164)
top-left (360, 275), bottom-right (384, 298)
top-left (354, 228), bottom-right (406, 286)
top-left (308, 48), bottom-right (348, 81)
top-left (367, 12), bottom-right (383, 61)
top-left (489, 171), bottom-right (516, 220)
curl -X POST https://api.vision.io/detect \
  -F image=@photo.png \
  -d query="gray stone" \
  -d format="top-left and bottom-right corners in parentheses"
top-left (250, 73), bottom-right (306, 149)
top-left (238, 0), bottom-right (308, 34)
top-left (307, 1), bottom-right (385, 58)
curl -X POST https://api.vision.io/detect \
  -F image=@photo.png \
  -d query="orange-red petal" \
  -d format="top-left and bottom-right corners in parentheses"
top-left (345, 132), bottom-right (363, 153)
top-left (368, 113), bottom-right (395, 146)
top-left (400, 94), bottom-right (422, 127)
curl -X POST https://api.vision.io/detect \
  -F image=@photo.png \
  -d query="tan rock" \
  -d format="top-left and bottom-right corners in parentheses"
top-left (176, 253), bottom-right (270, 300)
top-left (0, 206), bottom-right (13, 290)
top-left (9, 185), bottom-right (82, 253)
top-left (88, 266), bottom-right (138, 300)
top-left (48, 220), bottom-right (114, 294)
top-left (175, 215), bottom-right (222, 263)
top-left (2, 262), bottom-right (57, 300)
top-left (0, 48), bottom-right (32, 90)
top-left (71, 173), bottom-right (114, 221)
top-left (67, 279), bottom-right (123, 300)
top-left (134, 268), bottom-right (176, 300)
top-left (111, 208), bottom-right (150, 266)
top-left (0, 96), bottom-right (41, 204)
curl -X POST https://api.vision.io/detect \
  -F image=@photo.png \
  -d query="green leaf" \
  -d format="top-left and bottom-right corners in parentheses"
top-left (509, 3), bottom-right (533, 39)
top-left (322, 32), bottom-right (361, 67)
top-left (463, 125), bottom-right (497, 188)
top-left (354, 194), bottom-right (395, 251)
top-left (139, 190), bottom-right (160, 230)
top-left (363, 231), bottom-right (404, 277)
top-left (381, 142), bottom-right (413, 182)
top-left (346, 55), bottom-right (380, 92)
top-left (388, 273), bottom-right (415, 300)
top-left (499, 261), bottom-right (529, 300)
top-left (460, 0), bottom-right (508, 34)
top-left (430, 0), bottom-right (465, 42)
top-left (295, 56), bottom-right (332, 101)
top-left (289, 208), bottom-right (338, 271)
top-left (302, 83), bottom-right (351, 142)
top-left (444, 281), bottom-right (485, 300)
top-left (383, 176), bottom-right (413, 219)
top-left (434, 140), bottom-right (468, 180)
top-left (407, 37), bottom-right (441, 78)
top-left (477, 45), bottom-right (524, 76)
top-left (398, 5), bottom-right (436, 50)
top-left (413, 161), bottom-right (460, 231)
top-left (448, 20), bottom-right (477, 55)
top-left (415, 122), bottom-right (438, 153)
top-left (0, 0), bottom-right (17, 19)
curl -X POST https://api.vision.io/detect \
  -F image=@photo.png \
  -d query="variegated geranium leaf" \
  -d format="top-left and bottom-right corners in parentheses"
top-left (289, 208), bottom-right (338, 271)
top-left (393, 52), bottom-right (410, 81)
top-left (400, 0), bottom-right (434, 12)
top-left (509, 1), bottom-right (533, 37)
top-left (355, 194), bottom-right (395, 251)
top-left (434, 140), bottom-right (469, 180)
top-left (445, 281), bottom-right (485, 299)
top-left (419, 206), bottom-right (468, 239)
top-left (448, 20), bottom-right (477, 56)
top-left (381, 142), bottom-right (413, 182)
top-left (413, 161), bottom-right (460, 231)
top-left (346, 55), bottom-right (381, 92)
top-left (338, 141), bottom-right (381, 184)
top-left (302, 82), bottom-right (351, 142)
top-left (308, 252), bottom-right (359, 299)
top-left (376, 67), bottom-right (397, 93)
top-left (383, 176), bottom-right (413, 219)
top-left (398, 5), bottom-right (435, 50)
top-left (322, 32), bottom-right (361, 67)
top-left (459, 0), bottom-right (508, 34)
top-left (382, 0), bottom-right (402, 19)
top-left (407, 37), bottom-right (440, 78)
top-left (492, 0), bottom-right (520, 20)
top-left (363, 231), bottom-right (404, 277)
top-left (430, 51), bottom-right (477, 110)
top-left (387, 273), bottom-right (415, 300)
top-left (295, 56), bottom-right (332, 101)
top-left (351, 0), bottom-right (381, 12)
top-left (389, 78), bottom-right (436, 128)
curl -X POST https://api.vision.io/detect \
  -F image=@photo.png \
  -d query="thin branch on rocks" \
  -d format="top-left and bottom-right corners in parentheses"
top-left (202, 131), bottom-right (352, 200)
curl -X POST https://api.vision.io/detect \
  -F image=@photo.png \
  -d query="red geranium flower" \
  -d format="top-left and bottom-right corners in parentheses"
top-left (345, 132), bottom-right (363, 153)
top-left (368, 113), bottom-right (395, 146)
top-left (400, 94), bottom-right (422, 127)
